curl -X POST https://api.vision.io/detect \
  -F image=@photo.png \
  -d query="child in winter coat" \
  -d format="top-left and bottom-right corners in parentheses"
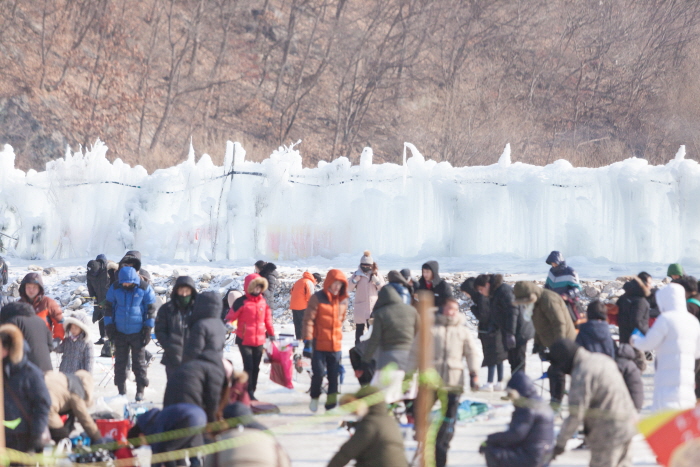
top-left (56, 311), bottom-right (94, 374)
top-left (575, 300), bottom-right (615, 359)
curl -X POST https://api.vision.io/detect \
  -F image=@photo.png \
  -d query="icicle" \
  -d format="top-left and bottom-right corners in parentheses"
top-left (674, 145), bottom-right (686, 161)
top-left (498, 143), bottom-right (512, 167)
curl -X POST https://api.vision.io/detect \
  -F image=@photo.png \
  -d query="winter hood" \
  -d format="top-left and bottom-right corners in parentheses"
top-left (244, 273), bottom-right (268, 298)
top-left (173, 276), bottom-right (198, 297)
top-left (421, 261), bottom-right (442, 285)
top-left (373, 284), bottom-right (404, 309)
top-left (323, 269), bottom-right (349, 301)
top-left (667, 263), bottom-right (684, 277)
top-left (64, 311), bottom-right (91, 341)
top-left (656, 283), bottom-right (687, 313)
top-left (545, 251), bottom-right (565, 265)
top-left (302, 271), bottom-right (316, 284)
top-left (581, 320), bottom-right (611, 340)
top-left (19, 272), bottom-right (45, 301)
top-left (507, 371), bottom-right (538, 399)
top-left (622, 277), bottom-right (651, 298)
top-left (0, 323), bottom-right (24, 364)
top-left (387, 270), bottom-right (410, 288)
top-left (513, 281), bottom-right (543, 305)
top-left (119, 250), bottom-right (142, 271)
top-left (190, 291), bottom-right (223, 323)
top-left (118, 266), bottom-right (141, 285)
top-left (1, 302), bottom-right (36, 322)
top-left (87, 259), bottom-right (104, 277)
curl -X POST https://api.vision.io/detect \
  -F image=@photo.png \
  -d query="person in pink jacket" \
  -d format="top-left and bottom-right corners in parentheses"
top-left (347, 251), bottom-right (385, 343)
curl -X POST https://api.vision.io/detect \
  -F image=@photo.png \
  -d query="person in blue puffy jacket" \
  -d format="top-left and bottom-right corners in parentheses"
top-left (104, 266), bottom-right (156, 401)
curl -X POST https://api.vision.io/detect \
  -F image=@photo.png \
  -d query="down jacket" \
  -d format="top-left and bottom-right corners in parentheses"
top-left (416, 261), bottom-right (453, 311)
top-left (410, 313), bottom-right (482, 391)
top-left (631, 283), bottom-right (700, 410)
top-left (259, 262), bottom-right (279, 304)
top-left (0, 324), bottom-right (51, 451)
top-left (470, 289), bottom-right (507, 367)
top-left (489, 275), bottom-right (534, 346)
top-left (617, 277), bottom-right (651, 344)
top-left (513, 281), bottom-right (576, 348)
top-left (616, 343), bottom-right (644, 412)
top-left (56, 312), bottom-right (93, 374)
top-left (104, 267), bottom-right (156, 335)
top-left (575, 320), bottom-right (615, 359)
top-left (362, 285), bottom-right (419, 370)
top-left (347, 267), bottom-right (384, 324)
top-left (45, 370), bottom-right (101, 440)
top-left (163, 353), bottom-right (226, 423)
top-left (155, 276), bottom-right (197, 367)
top-left (0, 301), bottom-right (53, 372)
top-left (226, 274), bottom-right (274, 347)
top-left (543, 251), bottom-right (581, 297)
top-left (182, 291), bottom-right (226, 363)
top-left (303, 269), bottom-right (349, 353)
top-left (289, 272), bottom-right (316, 311)
top-left (485, 372), bottom-right (554, 467)
top-left (19, 272), bottom-right (64, 340)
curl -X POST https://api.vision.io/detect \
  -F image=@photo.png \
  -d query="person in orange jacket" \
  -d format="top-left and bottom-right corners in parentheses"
top-left (19, 273), bottom-right (64, 344)
top-left (303, 269), bottom-right (348, 412)
top-left (290, 272), bottom-right (317, 341)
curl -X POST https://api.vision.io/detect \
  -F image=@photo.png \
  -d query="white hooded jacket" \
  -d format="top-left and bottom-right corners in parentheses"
top-left (632, 283), bottom-right (700, 410)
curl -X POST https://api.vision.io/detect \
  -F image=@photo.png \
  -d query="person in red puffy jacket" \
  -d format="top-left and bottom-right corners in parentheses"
top-left (225, 274), bottom-right (275, 400)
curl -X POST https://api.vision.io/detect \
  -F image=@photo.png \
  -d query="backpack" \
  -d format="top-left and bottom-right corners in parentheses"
top-left (0, 256), bottom-right (7, 287)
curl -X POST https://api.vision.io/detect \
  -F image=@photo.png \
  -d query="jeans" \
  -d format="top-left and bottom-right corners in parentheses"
top-left (238, 343), bottom-right (264, 398)
top-left (487, 362), bottom-right (504, 383)
top-left (310, 350), bottom-right (341, 409)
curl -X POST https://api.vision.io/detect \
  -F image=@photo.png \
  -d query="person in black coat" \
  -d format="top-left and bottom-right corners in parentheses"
top-left (617, 273), bottom-right (651, 344)
top-left (575, 300), bottom-right (615, 359)
top-left (463, 276), bottom-right (507, 391)
top-left (155, 276), bottom-right (198, 379)
top-left (417, 261), bottom-right (453, 311)
top-left (0, 323), bottom-right (52, 453)
top-left (259, 262), bottom-right (279, 304)
top-left (0, 302), bottom-right (53, 372)
top-left (162, 349), bottom-right (226, 423)
top-left (615, 343), bottom-right (644, 412)
top-left (481, 371), bottom-right (554, 467)
top-left (87, 255), bottom-right (113, 345)
top-left (181, 292), bottom-right (226, 364)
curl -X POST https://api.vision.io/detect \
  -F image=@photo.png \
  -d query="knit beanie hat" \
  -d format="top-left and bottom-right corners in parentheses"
top-left (360, 250), bottom-right (374, 265)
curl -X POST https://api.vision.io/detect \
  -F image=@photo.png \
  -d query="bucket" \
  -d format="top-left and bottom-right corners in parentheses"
top-left (95, 419), bottom-right (132, 442)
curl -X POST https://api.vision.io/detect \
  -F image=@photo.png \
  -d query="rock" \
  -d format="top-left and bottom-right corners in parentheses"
top-left (598, 292), bottom-right (609, 301)
top-left (198, 282), bottom-right (210, 290)
top-left (220, 278), bottom-right (234, 288)
top-left (43, 267), bottom-right (57, 276)
top-left (70, 274), bottom-right (87, 283)
top-left (75, 286), bottom-right (86, 294)
top-left (602, 281), bottom-right (623, 295)
top-left (80, 290), bottom-right (90, 297)
top-left (66, 298), bottom-right (83, 310)
top-left (201, 273), bottom-right (213, 282)
top-left (583, 286), bottom-right (600, 299)
top-left (172, 270), bottom-right (181, 278)
top-left (154, 286), bottom-right (167, 294)
top-left (27, 265), bottom-right (43, 272)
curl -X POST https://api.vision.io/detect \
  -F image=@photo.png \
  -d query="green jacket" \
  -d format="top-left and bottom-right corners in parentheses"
top-left (327, 403), bottom-right (408, 467)
top-left (363, 286), bottom-right (419, 362)
top-left (514, 281), bottom-right (576, 348)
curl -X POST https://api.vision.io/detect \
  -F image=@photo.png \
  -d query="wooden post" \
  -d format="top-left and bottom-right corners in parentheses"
top-left (415, 290), bottom-right (435, 467)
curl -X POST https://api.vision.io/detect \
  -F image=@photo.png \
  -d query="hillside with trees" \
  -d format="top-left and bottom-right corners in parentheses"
top-left (1, 0), bottom-right (700, 171)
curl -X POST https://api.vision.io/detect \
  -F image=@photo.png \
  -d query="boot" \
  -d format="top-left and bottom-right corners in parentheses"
top-left (117, 382), bottom-right (126, 396)
top-left (135, 385), bottom-right (145, 402)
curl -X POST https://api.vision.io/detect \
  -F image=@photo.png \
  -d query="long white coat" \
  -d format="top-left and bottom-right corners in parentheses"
top-left (632, 283), bottom-right (700, 410)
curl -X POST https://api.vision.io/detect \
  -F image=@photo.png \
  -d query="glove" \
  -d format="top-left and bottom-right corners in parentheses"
top-left (551, 444), bottom-right (565, 460)
top-left (505, 333), bottom-right (516, 350)
top-left (478, 441), bottom-right (487, 454)
top-left (267, 334), bottom-right (276, 342)
top-left (52, 337), bottom-right (62, 351)
top-left (631, 328), bottom-right (644, 341)
top-left (105, 323), bottom-right (116, 340)
top-left (538, 347), bottom-right (550, 362)
top-left (141, 327), bottom-right (152, 346)
top-left (303, 340), bottom-right (313, 358)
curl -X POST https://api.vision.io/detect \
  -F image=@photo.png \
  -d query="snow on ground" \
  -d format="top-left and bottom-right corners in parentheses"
top-left (4, 262), bottom-right (662, 466)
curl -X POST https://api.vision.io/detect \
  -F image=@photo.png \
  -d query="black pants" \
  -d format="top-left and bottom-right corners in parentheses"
top-left (310, 350), bottom-right (341, 409)
top-left (548, 363), bottom-right (566, 404)
top-left (292, 309), bottom-right (305, 340)
top-left (6, 433), bottom-right (34, 453)
top-left (436, 392), bottom-right (460, 467)
top-left (355, 323), bottom-right (365, 344)
top-left (239, 343), bottom-right (264, 398)
top-left (508, 344), bottom-right (527, 374)
top-left (114, 331), bottom-right (149, 387)
top-left (98, 319), bottom-right (105, 338)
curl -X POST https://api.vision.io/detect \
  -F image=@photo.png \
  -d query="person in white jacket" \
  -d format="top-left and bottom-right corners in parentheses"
top-left (631, 283), bottom-right (700, 410)
top-left (347, 251), bottom-right (385, 344)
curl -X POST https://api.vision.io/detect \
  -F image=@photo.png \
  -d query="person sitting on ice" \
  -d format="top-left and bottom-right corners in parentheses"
top-left (480, 371), bottom-right (554, 467)
top-left (327, 386), bottom-right (407, 467)
top-left (55, 311), bottom-right (93, 374)
top-left (575, 300), bottom-right (615, 359)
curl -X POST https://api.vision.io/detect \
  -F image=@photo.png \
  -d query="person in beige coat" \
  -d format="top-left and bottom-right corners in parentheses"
top-left (348, 251), bottom-right (385, 343)
top-left (410, 298), bottom-right (482, 467)
top-left (45, 369), bottom-right (102, 443)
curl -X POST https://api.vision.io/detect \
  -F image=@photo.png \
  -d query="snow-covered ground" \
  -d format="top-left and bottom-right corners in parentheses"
top-left (1, 261), bottom-right (664, 466)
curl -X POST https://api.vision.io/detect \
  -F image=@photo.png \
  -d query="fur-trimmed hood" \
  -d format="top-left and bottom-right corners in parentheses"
top-left (19, 272), bottom-right (45, 302)
top-left (513, 281), bottom-right (542, 305)
top-left (0, 323), bottom-right (24, 364)
top-left (244, 274), bottom-right (269, 297)
top-left (622, 276), bottom-right (651, 298)
top-left (63, 311), bottom-right (91, 342)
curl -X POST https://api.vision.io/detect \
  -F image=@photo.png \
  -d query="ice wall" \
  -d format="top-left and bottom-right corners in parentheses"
top-left (1, 140), bottom-right (700, 264)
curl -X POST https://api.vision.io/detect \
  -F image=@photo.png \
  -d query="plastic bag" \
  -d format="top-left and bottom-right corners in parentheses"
top-left (266, 342), bottom-right (294, 389)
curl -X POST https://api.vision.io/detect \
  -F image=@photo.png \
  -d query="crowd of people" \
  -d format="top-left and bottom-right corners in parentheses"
top-left (2, 250), bottom-right (700, 467)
